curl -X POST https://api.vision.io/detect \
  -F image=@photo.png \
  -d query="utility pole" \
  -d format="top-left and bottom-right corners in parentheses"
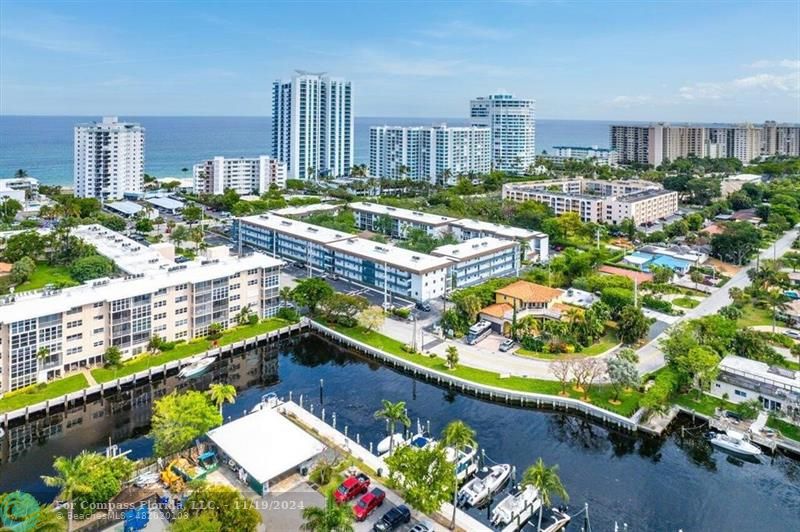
top-left (411, 312), bottom-right (418, 352)
top-left (595, 226), bottom-right (601, 250)
top-left (383, 261), bottom-right (389, 309)
top-left (634, 277), bottom-right (639, 308)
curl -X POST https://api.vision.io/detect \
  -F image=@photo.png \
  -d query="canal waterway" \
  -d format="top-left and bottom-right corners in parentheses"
top-left (1, 334), bottom-right (798, 531)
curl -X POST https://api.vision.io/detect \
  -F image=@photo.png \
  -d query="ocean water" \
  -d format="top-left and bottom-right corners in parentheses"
top-left (0, 115), bottom-right (616, 185)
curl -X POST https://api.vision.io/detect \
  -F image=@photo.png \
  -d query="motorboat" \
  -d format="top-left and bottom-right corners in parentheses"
top-left (250, 392), bottom-right (278, 413)
top-left (407, 432), bottom-right (436, 450)
top-left (178, 355), bottom-right (217, 379)
top-left (708, 429), bottom-right (762, 457)
top-left (541, 507), bottom-right (571, 532)
top-left (490, 484), bottom-right (540, 528)
top-left (444, 444), bottom-right (479, 482)
top-left (377, 433), bottom-right (406, 455)
top-left (457, 463), bottom-right (512, 507)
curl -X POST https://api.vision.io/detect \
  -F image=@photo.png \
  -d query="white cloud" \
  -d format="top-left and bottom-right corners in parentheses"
top-left (679, 71), bottom-right (799, 100)
top-left (609, 95), bottom-right (654, 107)
top-left (747, 59), bottom-right (800, 69)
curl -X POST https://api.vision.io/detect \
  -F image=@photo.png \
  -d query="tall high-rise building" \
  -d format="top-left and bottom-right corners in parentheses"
top-left (610, 125), bottom-right (652, 165)
top-left (369, 124), bottom-right (491, 183)
top-left (271, 71), bottom-right (353, 179)
top-left (727, 124), bottom-right (763, 164)
top-left (193, 156), bottom-right (286, 195)
top-left (470, 93), bottom-right (535, 174)
top-left (773, 123), bottom-right (800, 156)
top-left (74, 116), bottom-right (144, 200)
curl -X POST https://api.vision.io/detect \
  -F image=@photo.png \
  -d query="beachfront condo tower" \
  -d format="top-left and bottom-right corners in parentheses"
top-left (470, 93), bottom-right (536, 175)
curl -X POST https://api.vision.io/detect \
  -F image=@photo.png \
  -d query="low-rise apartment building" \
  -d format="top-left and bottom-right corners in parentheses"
top-left (544, 146), bottom-right (618, 167)
top-left (447, 219), bottom-right (549, 262)
top-left (502, 178), bottom-right (678, 226)
top-left (193, 156), bottom-right (287, 195)
top-left (431, 238), bottom-right (519, 289)
top-left (0, 226), bottom-right (283, 393)
top-left (350, 202), bottom-right (457, 238)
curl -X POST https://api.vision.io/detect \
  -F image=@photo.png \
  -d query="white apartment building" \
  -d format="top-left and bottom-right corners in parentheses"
top-left (368, 125), bottom-right (491, 183)
top-left (431, 237), bottom-right (520, 289)
top-left (545, 146), bottom-right (618, 167)
top-left (350, 202), bottom-right (457, 238)
top-left (502, 178), bottom-right (678, 226)
top-left (447, 219), bottom-right (549, 263)
top-left (193, 156), bottom-right (287, 195)
top-left (0, 226), bottom-right (283, 393)
top-left (470, 93), bottom-right (535, 174)
top-left (74, 117), bottom-right (144, 201)
top-left (728, 124), bottom-right (763, 164)
top-left (272, 71), bottom-right (353, 179)
top-left (711, 355), bottom-right (799, 416)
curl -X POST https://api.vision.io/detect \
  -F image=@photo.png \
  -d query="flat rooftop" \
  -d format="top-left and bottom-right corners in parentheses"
top-left (449, 218), bottom-right (547, 240)
top-left (719, 355), bottom-right (800, 391)
top-left (105, 201), bottom-right (143, 216)
top-left (146, 196), bottom-right (185, 210)
top-left (327, 237), bottom-right (453, 274)
top-left (238, 214), bottom-right (351, 244)
top-left (349, 202), bottom-right (457, 226)
top-left (0, 251), bottom-right (283, 324)
top-left (270, 203), bottom-right (341, 217)
top-left (72, 224), bottom-right (172, 274)
top-left (615, 189), bottom-right (677, 203)
top-left (432, 237), bottom-right (517, 261)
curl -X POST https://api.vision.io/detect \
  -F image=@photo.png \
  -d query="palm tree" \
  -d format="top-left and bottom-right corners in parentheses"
top-left (37, 346), bottom-right (51, 368)
top-left (301, 493), bottom-right (354, 532)
top-left (521, 458), bottom-right (569, 532)
top-left (14, 169), bottom-right (28, 178)
top-left (208, 383), bottom-right (237, 415)
top-left (280, 286), bottom-right (293, 307)
top-left (236, 304), bottom-right (253, 325)
top-left (440, 420), bottom-right (477, 530)
top-left (31, 504), bottom-right (65, 532)
top-left (147, 335), bottom-right (162, 354)
top-left (373, 399), bottom-right (411, 455)
top-left (41, 455), bottom-right (92, 532)
top-left (445, 345), bottom-right (459, 370)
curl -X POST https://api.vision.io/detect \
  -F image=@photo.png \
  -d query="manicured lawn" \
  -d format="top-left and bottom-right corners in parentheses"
top-left (16, 264), bottom-right (78, 293)
top-left (0, 374), bottom-right (89, 413)
top-left (767, 416), bottom-right (800, 442)
top-left (91, 318), bottom-right (294, 383)
top-left (672, 296), bottom-right (700, 309)
top-left (737, 304), bottom-right (775, 328)
top-left (673, 391), bottom-right (734, 417)
top-left (325, 322), bottom-right (640, 417)
top-left (516, 332), bottom-right (619, 360)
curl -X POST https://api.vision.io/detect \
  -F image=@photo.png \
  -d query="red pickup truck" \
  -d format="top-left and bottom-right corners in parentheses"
top-left (353, 487), bottom-right (386, 521)
top-left (334, 473), bottom-right (370, 504)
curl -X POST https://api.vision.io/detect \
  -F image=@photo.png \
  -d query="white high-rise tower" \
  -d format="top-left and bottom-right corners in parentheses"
top-left (272, 71), bottom-right (353, 179)
top-left (470, 93), bottom-right (535, 174)
top-left (73, 116), bottom-right (144, 200)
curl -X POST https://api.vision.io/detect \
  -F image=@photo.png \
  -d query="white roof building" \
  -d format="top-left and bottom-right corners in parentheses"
top-left (270, 203), bottom-right (341, 218)
top-left (349, 202), bottom-right (457, 228)
top-left (712, 355), bottom-right (800, 414)
top-left (431, 237), bottom-right (517, 261)
top-left (72, 224), bottom-right (172, 274)
top-left (328, 237), bottom-right (453, 274)
top-left (238, 214), bottom-right (351, 244)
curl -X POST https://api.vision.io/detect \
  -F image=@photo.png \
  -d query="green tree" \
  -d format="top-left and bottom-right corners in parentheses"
top-left (291, 278), bottom-right (334, 314)
top-left (69, 255), bottom-right (114, 282)
top-left (135, 217), bottom-right (154, 233)
top-left (174, 484), bottom-right (261, 532)
top-left (170, 224), bottom-right (191, 248)
top-left (318, 292), bottom-right (369, 326)
top-left (711, 222), bottom-right (762, 264)
top-left (41, 455), bottom-right (92, 532)
top-left (0, 197), bottom-right (23, 223)
top-left (182, 204), bottom-right (203, 225)
top-left (103, 346), bottom-right (122, 368)
top-left (374, 399), bottom-right (411, 455)
top-left (600, 287), bottom-right (635, 319)
top-left (147, 335), bottom-right (163, 354)
top-left (384, 445), bottom-right (454, 514)
top-left (3, 230), bottom-right (45, 262)
top-left (456, 294), bottom-right (483, 324)
top-left (300, 493), bottom-right (354, 532)
top-left (521, 458), bottom-right (569, 532)
top-left (208, 383), bottom-right (237, 415)
top-left (170, 512), bottom-right (221, 532)
top-left (280, 286), bottom-right (293, 307)
top-left (650, 265), bottom-right (673, 285)
top-left (606, 351), bottom-right (640, 401)
top-left (440, 420), bottom-right (477, 529)
top-left (689, 269), bottom-right (704, 291)
top-left (445, 345), bottom-right (459, 369)
top-left (10, 256), bottom-right (35, 285)
top-left (151, 390), bottom-right (222, 456)
top-left (235, 304), bottom-right (253, 325)
top-left (357, 305), bottom-right (385, 332)
top-left (617, 306), bottom-right (650, 345)
top-left (670, 346), bottom-right (720, 398)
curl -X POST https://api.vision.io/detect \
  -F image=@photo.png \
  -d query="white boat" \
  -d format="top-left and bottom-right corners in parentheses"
top-left (178, 355), bottom-right (217, 379)
top-left (541, 508), bottom-right (571, 532)
top-left (709, 429), bottom-right (762, 457)
top-left (457, 463), bottom-right (512, 507)
top-left (250, 392), bottom-right (278, 413)
top-left (407, 432), bottom-right (436, 450)
top-left (377, 433), bottom-right (406, 455)
top-left (445, 444), bottom-right (479, 482)
top-left (491, 484), bottom-right (540, 528)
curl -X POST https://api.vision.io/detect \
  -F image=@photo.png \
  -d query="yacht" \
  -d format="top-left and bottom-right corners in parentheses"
top-left (377, 433), bottom-right (406, 455)
top-left (178, 355), bottom-right (217, 379)
top-left (490, 484), bottom-right (540, 528)
top-left (708, 429), bottom-right (762, 457)
top-left (541, 507), bottom-right (572, 532)
top-left (457, 463), bottom-right (512, 507)
top-left (445, 444), bottom-right (479, 482)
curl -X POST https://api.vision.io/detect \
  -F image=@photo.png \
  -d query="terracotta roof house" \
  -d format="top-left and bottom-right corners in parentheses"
top-left (479, 280), bottom-right (565, 334)
top-left (0, 262), bottom-right (12, 275)
top-left (597, 265), bottom-right (653, 284)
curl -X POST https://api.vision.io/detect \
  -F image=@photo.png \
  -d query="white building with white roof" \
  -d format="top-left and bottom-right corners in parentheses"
top-left (193, 156), bottom-right (287, 195)
top-left (431, 237), bottom-right (519, 289)
top-left (74, 117), bottom-right (144, 201)
top-left (270, 203), bottom-right (342, 218)
top-left (349, 202), bottom-right (457, 238)
top-left (711, 355), bottom-right (800, 417)
top-left (448, 219), bottom-right (549, 262)
top-left (0, 226), bottom-right (283, 392)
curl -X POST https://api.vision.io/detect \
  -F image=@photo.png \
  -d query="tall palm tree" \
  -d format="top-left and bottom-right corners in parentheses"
top-left (301, 493), bottom-right (354, 532)
top-left (41, 455), bottom-right (92, 532)
top-left (440, 420), bottom-right (477, 530)
top-left (280, 286), bottom-right (293, 307)
top-left (373, 399), bottom-right (411, 455)
top-left (208, 383), bottom-right (237, 415)
top-left (521, 458), bottom-right (569, 532)
top-left (236, 304), bottom-right (253, 325)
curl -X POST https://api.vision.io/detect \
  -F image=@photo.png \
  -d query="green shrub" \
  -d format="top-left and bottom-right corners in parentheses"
top-left (277, 306), bottom-right (300, 321)
top-left (643, 294), bottom-right (673, 313)
top-left (520, 336), bottom-right (545, 352)
top-left (393, 307), bottom-right (411, 319)
top-left (640, 367), bottom-right (680, 414)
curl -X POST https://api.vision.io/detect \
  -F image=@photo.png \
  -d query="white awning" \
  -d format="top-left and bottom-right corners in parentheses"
top-left (207, 406), bottom-right (325, 484)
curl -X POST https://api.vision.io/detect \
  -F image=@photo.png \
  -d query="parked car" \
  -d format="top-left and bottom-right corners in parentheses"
top-left (784, 329), bottom-right (800, 340)
top-left (408, 523), bottom-right (433, 532)
top-left (373, 505), bottom-right (411, 531)
top-left (353, 488), bottom-right (385, 521)
top-left (415, 301), bottom-right (431, 312)
top-left (499, 339), bottom-right (515, 352)
top-left (334, 473), bottom-right (370, 504)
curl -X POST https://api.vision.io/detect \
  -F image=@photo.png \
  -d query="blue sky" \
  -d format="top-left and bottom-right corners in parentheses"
top-left (1, 0), bottom-right (798, 121)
